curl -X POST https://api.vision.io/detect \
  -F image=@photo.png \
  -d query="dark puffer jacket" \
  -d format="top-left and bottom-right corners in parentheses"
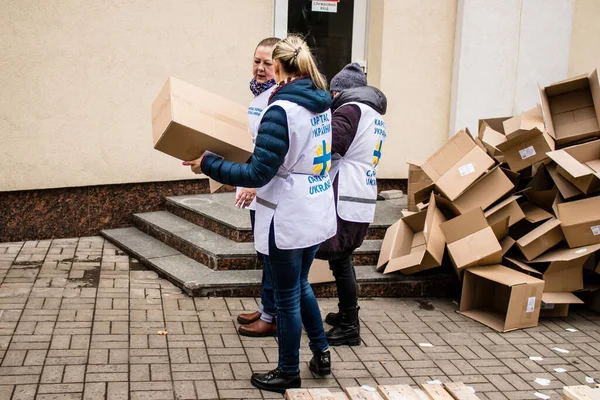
top-left (201, 78), bottom-right (331, 187)
top-left (316, 86), bottom-right (388, 260)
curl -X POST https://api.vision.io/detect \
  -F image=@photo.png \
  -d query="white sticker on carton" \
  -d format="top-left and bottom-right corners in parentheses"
top-left (526, 296), bottom-right (536, 313)
top-left (575, 248), bottom-right (588, 254)
top-left (541, 303), bottom-right (555, 310)
top-left (519, 146), bottom-right (537, 160)
top-left (458, 163), bottom-right (475, 177)
top-left (534, 393), bottom-right (550, 400)
top-left (554, 368), bottom-right (567, 373)
top-left (552, 347), bottom-right (569, 354)
top-left (534, 378), bottom-right (550, 386)
top-left (529, 356), bottom-right (543, 361)
top-left (592, 225), bottom-right (600, 236)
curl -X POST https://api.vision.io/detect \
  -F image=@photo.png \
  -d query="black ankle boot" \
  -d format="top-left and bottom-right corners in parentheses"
top-left (250, 368), bottom-right (301, 394)
top-left (326, 307), bottom-right (361, 346)
top-left (325, 312), bottom-right (340, 326)
top-left (309, 350), bottom-right (331, 376)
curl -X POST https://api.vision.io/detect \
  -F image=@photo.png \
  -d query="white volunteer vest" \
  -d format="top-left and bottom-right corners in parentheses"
top-left (237, 86), bottom-right (276, 211)
top-left (254, 100), bottom-right (337, 255)
top-left (329, 102), bottom-right (386, 223)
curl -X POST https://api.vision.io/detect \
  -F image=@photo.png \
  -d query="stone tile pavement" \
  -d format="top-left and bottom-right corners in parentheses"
top-left (0, 237), bottom-right (599, 399)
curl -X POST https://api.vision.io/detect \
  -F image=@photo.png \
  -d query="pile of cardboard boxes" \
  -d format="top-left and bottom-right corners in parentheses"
top-left (378, 69), bottom-right (600, 332)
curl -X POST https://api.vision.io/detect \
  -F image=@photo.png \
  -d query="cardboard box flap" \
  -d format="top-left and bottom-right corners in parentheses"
top-left (497, 128), bottom-right (544, 149)
top-left (421, 130), bottom-right (476, 181)
top-left (480, 125), bottom-right (507, 147)
top-left (545, 74), bottom-right (590, 97)
top-left (541, 292), bottom-right (584, 305)
top-left (423, 193), bottom-right (447, 265)
top-left (546, 163), bottom-right (582, 199)
top-left (501, 236), bottom-right (516, 255)
top-left (529, 243), bottom-right (600, 263)
top-left (384, 249), bottom-right (426, 274)
top-left (452, 166), bottom-right (514, 215)
top-left (558, 196), bottom-right (600, 227)
top-left (504, 257), bottom-right (543, 277)
top-left (461, 309), bottom-right (507, 333)
top-left (502, 105), bottom-right (544, 137)
top-left (591, 69), bottom-right (600, 125)
top-left (478, 117), bottom-right (509, 138)
top-left (516, 218), bottom-right (561, 247)
top-left (467, 264), bottom-right (543, 286)
top-left (539, 84), bottom-right (556, 137)
top-left (440, 208), bottom-right (488, 244)
top-left (521, 202), bottom-right (553, 223)
top-left (484, 195), bottom-right (521, 218)
top-left (547, 149), bottom-right (592, 178)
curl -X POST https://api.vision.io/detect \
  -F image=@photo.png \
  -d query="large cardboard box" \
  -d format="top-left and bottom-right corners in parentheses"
top-left (308, 259), bottom-right (334, 284)
top-left (539, 69), bottom-right (600, 146)
top-left (407, 161), bottom-right (433, 212)
top-left (496, 128), bottom-right (554, 172)
top-left (452, 166), bottom-right (515, 215)
top-left (440, 208), bottom-right (502, 272)
top-left (484, 195), bottom-right (525, 240)
top-left (557, 196), bottom-right (600, 247)
top-left (546, 139), bottom-right (600, 194)
top-left (152, 77), bottom-right (254, 164)
top-left (460, 265), bottom-right (544, 332)
top-left (515, 218), bottom-right (564, 261)
top-left (524, 163), bottom-right (559, 211)
top-left (421, 130), bottom-right (495, 201)
top-left (377, 194), bottom-right (446, 275)
top-left (546, 163), bottom-right (582, 200)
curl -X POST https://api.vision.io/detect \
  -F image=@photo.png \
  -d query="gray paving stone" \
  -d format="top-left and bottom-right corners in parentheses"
top-left (101, 228), bottom-right (180, 260)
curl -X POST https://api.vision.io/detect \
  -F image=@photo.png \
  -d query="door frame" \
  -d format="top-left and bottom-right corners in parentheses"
top-left (272, 0), bottom-right (369, 72)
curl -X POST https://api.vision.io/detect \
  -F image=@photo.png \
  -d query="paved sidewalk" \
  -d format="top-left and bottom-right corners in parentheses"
top-left (0, 238), bottom-right (599, 399)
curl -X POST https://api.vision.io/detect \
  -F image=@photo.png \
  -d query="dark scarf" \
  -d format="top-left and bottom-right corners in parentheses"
top-left (249, 78), bottom-right (276, 97)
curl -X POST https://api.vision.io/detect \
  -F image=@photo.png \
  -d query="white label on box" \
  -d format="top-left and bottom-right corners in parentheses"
top-left (458, 163), bottom-right (475, 177)
top-left (591, 225), bottom-right (600, 236)
top-left (541, 303), bottom-right (555, 310)
top-left (519, 146), bottom-right (536, 160)
top-left (312, 1), bottom-right (337, 12)
top-left (575, 248), bottom-right (588, 254)
top-left (526, 296), bottom-right (536, 313)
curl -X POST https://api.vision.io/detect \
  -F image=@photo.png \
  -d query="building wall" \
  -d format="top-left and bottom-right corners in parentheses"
top-left (569, 0), bottom-right (600, 76)
top-left (368, 0), bottom-right (458, 179)
top-left (0, 0), bottom-right (273, 192)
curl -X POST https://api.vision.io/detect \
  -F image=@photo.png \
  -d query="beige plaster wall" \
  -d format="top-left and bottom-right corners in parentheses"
top-left (0, 0), bottom-right (272, 191)
top-left (368, 0), bottom-right (458, 179)
top-left (569, 0), bottom-right (600, 76)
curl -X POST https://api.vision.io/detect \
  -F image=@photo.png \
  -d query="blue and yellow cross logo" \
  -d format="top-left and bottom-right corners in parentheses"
top-left (313, 140), bottom-right (331, 176)
top-left (372, 140), bottom-right (383, 166)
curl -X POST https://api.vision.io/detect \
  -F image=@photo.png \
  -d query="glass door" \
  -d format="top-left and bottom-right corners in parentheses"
top-left (274, 0), bottom-right (368, 81)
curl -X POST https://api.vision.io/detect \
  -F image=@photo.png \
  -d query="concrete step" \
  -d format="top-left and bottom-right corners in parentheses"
top-left (132, 211), bottom-right (382, 270)
top-left (165, 192), bottom-right (404, 242)
top-left (100, 227), bottom-right (459, 297)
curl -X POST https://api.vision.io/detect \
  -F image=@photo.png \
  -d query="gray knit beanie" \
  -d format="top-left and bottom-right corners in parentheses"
top-left (330, 62), bottom-right (367, 92)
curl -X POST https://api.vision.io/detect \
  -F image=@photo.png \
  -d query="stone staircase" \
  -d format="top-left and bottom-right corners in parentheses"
top-left (101, 192), bottom-right (458, 297)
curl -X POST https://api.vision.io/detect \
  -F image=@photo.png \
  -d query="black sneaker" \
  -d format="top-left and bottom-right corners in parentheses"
top-left (309, 350), bottom-right (331, 376)
top-left (250, 368), bottom-right (301, 394)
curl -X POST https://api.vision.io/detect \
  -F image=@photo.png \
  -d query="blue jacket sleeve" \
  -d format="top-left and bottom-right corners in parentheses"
top-left (200, 106), bottom-right (290, 188)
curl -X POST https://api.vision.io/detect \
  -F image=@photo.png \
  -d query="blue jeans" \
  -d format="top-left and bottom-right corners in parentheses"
top-left (250, 210), bottom-right (275, 318)
top-left (264, 222), bottom-right (329, 374)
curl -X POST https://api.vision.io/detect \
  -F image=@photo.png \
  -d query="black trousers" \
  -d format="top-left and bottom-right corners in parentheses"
top-left (328, 251), bottom-right (358, 310)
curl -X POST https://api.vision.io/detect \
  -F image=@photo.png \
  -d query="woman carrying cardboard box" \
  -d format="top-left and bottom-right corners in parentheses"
top-left (186, 35), bottom-right (335, 394)
top-left (233, 37), bottom-right (280, 339)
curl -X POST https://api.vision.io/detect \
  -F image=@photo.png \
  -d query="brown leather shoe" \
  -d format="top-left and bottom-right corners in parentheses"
top-left (238, 319), bottom-right (276, 337)
top-left (237, 311), bottom-right (261, 325)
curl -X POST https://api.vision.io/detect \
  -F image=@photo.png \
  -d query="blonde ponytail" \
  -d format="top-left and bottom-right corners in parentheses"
top-left (272, 35), bottom-right (327, 91)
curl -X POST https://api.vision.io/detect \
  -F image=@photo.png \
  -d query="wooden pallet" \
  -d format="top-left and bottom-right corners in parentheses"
top-left (285, 383), bottom-right (479, 400)
top-left (563, 385), bottom-right (600, 400)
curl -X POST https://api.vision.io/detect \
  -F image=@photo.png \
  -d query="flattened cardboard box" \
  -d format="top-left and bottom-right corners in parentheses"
top-left (460, 265), bottom-right (544, 332)
top-left (440, 208), bottom-right (502, 274)
top-left (152, 77), bottom-right (255, 192)
top-left (420, 130), bottom-right (495, 201)
top-left (546, 139), bottom-right (600, 194)
top-left (557, 196), bottom-right (600, 248)
top-left (496, 128), bottom-right (554, 172)
top-left (539, 69), bottom-right (600, 146)
top-left (515, 217), bottom-right (564, 261)
top-left (376, 193), bottom-right (446, 275)
top-left (540, 292), bottom-right (583, 317)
